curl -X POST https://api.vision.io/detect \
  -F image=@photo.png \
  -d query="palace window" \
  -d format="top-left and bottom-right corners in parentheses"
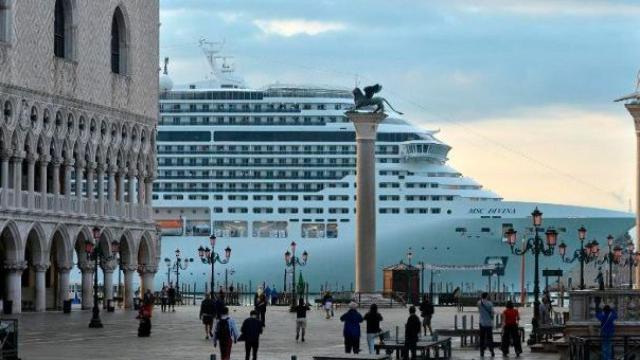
top-left (111, 6), bottom-right (128, 74)
top-left (54, 0), bottom-right (74, 58)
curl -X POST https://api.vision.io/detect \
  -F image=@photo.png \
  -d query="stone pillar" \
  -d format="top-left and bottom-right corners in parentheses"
top-left (57, 266), bottom-right (72, 309)
top-left (26, 155), bottom-right (36, 208)
top-left (4, 261), bottom-right (27, 314)
top-left (145, 178), bottom-right (153, 206)
top-left (117, 170), bottom-right (125, 213)
top-left (51, 160), bottom-right (61, 196)
top-left (12, 157), bottom-right (22, 207)
top-left (347, 111), bottom-right (387, 293)
top-left (101, 263), bottom-right (116, 309)
top-left (96, 165), bottom-right (105, 216)
top-left (0, 152), bottom-right (9, 208)
top-left (39, 156), bottom-right (48, 205)
top-left (624, 103), bottom-right (640, 289)
top-left (127, 169), bottom-right (136, 203)
top-left (140, 265), bottom-right (158, 294)
top-left (137, 173), bottom-right (145, 205)
top-left (86, 162), bottom-right (95, 214)
top-left (79, 261), bottom-right (95, 310)
top-left (33, 263), bottom-right (49, 312)
top-left (123, 264), bottom-right (137, 309)
top-left (63, 160), bottom-right (73, 196)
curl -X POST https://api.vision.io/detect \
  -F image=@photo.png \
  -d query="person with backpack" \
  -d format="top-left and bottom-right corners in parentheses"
top-left (199, 293), bottom-right (217, 340)
top-left (340, 302), bottom-right (364, 354)
top-left (213, 306), bottom-right (239, 360)
top-left (596, 304), bottom-right (617, 360)
top-left (363, 303), bottom-right (383, 354)
top-left (403, 306), bottom-right (422, 360)
top-left (477, 292), bottom-right (495, 357)
top-left (293, 297), bottom-right (311, 342)
top-left (419, 295), bottom-right (434, 336)
top-left (501, 301), bottom-right (522, 357)
top-left (240, 310), bottom-right (262, 360)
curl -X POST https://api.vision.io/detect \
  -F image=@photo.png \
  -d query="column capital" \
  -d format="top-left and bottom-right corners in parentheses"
top-left (100, 261), bottom-right (117, 272)
top-left (122, 263), bottom-right (139, 273)
top-left (346, 111), bottom-right (387, 140)
top-left (108, 165), bottom-right (118, 175)
top-left (26, 153), bottom-right (38, 164)
top-left (32, 262), bottom-right (50, 272)
top-left (4, 260), bottom-right (28, 272)
top-left (57, 264), bottom-right (74, 273)
top-left (0, 149), bottom-right (12, 160)
top-left (86, 161), bottom-right (97, 171)
top-left (39, 155), bottom-right (51, 164)
top-left (75, 158), bottom-right (85, 169)
top-left (63, 158), bottom-right (75, 168)
top-left (139, 264), bottom-right (158, 274)
top-left (11, 152), bottom-right (25, 162)
top-left (78, 261), bottom-right (96, 272)
top-left (95, 162), bottom-right (106, 173)
top-left (51, 158), bottom-right (63, 167)
top-left (127, 167), bottom-right (138, 177)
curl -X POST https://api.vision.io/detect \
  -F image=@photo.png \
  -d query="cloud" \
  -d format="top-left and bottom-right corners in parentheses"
top-left (252, 19), bottom-right (347, 37)
top-left (454, 0), bottom-right (640, 17)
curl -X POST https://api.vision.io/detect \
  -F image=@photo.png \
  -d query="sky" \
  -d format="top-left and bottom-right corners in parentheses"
top-left (158, 0), bottom-right (640, 212)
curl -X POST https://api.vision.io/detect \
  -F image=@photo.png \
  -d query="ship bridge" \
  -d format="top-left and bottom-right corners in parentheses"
top-left (400, 140), bottom-right (451, 163)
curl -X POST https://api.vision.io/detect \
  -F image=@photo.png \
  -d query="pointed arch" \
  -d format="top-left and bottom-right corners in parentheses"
top-left (111, 5), bottom-right (129, 74)
top-left (25, 223), bottom-right (47, 266)
top-left (0, 220), bottom-right (22, 262)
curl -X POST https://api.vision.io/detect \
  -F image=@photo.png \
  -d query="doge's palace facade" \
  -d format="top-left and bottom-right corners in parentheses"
top-left (0, 0), bottom-right (159, 312)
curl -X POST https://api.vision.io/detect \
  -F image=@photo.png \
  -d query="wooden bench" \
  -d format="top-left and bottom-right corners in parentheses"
top-left (375, 337), bottom-right (452, 359)
top-left (434, 327), bottom-right (524, 348)
top-left (313, 355), bottom-right (390, 360)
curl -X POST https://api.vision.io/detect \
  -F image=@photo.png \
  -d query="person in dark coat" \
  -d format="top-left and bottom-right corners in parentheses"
top-left (419, 295), bottom-right (434, 336)
top-left (364, 303), bottom-right (383, 354)
top-left (254, 292), bottom-right (267, 327)
top-left (340, 302), bottom-right (364, 354)
top-left (293, 297), bottom-right (311, 342)
top-left (167, 283), bottom-right (177, 312)
top-left (199, 293), bottom-right (217, 340)
top-left (596, 305), bottom-right (617, 360)
top-left (403, 306), bottom-right (422, 359)
top-left (240, 310), bottom-right (263, 360)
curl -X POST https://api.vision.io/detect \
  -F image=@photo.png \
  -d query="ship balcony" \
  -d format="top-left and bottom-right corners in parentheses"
top-left (399, 141), bottom-right (450, 162)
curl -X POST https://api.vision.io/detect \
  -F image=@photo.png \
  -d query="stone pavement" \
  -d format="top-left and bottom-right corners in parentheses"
top-left (12, 304), bottom-right (560, 359)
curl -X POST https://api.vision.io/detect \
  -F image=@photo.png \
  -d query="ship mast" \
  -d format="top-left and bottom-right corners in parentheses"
top-left (198, 38), bottom-right (225, 81)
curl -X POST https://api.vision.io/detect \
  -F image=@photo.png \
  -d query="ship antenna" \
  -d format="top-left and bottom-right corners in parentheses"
top-left (163, 57), bottom-right (169, 75)
top-left (198, 38), bottom-right (225, 80)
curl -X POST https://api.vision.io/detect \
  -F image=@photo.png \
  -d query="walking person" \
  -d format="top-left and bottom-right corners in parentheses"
top-left (323, 292), bottom-right (334, 319)
top-left (477, 292), bottom-right (495, 357)
top-left (293, 297), bottom-right (311, 342)
top-left (167, 283), bottom-right (177, 312)
top-left (200, 293), bottom-right (217, 340)
top-left (213, 306), bottom-right (239, 360)
top-left (340, 302), bottom-right (363, 354)
top-left (160, 285), bottom-right (168, 312)
top-left (364, 303), bottom-right (383, 354)
top-left (419, 295), bottom-right (434, 336)
top-left (500, 301), bottom-right (522, 357)
top-left (137, 289), bottom-right (154, 337)
top-left (403, 306), bottom-right (422, 360)
top-left (596, 304), bottom-right (617, 360)
top-left (254, 291), bottom-right (267, 327)
top-left (240, 310), bottom-right (262, 360)
top-left (453, 286), bottom-right (463, 312)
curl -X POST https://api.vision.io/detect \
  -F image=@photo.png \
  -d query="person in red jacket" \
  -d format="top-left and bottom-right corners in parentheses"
top-left (501, 301), bottom-right (522, 357)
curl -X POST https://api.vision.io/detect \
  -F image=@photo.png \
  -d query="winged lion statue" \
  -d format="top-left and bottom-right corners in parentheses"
top-left (352, 84), bottom-right (403, 115)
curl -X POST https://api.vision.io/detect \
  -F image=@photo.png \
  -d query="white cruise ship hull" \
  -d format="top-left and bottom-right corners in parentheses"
top-left (157, 200), bottom-right (634, 292)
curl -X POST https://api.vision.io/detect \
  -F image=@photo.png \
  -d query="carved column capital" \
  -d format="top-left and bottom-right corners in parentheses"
top-left (32, 262), bottom-right (50, 272)
top-left (122, 264), bottom-right (139, 273)
top-left (4, 260), bottom-right (28, 272)
top-left (100, 261), bottom-right (117, 272)
top-left (78, 261), bottom-right (96, 273)
top-left (26, 153), bottom-right (38, 164)
top-left (139, 264), bottom-right (158, 274)
top-left (57, 264), bottom-right (74, 273)
top-left (86, 161), bottom-right (97, 171)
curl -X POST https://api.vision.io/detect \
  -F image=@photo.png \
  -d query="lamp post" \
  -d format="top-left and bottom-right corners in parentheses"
top-left (284, 241), bottom-right (308, 306)
top-left (558, 226), bottom-right (598, 290)
top-left (406, 248), bottom-right (414, 304)
top-left (621, 241), bottom-right (640, 289)
top-left (198, 234), bottom-right (231, 296)
top-left (164, 249), bottom-right (193, 303)
top-left (504, 208), bottom-right (558, 345)
top-left (86, 226), bottom-right (119, 328)
top-left (594, 235), bottom-right (620, 288)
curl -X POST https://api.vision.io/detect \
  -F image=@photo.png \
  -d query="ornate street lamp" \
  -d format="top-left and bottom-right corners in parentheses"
top-left (620, 241), bottom-right (640, 289)
top-left (504, 208), bottom-right (558, 345)
top-left (557, 226), bottom-right (597, 290)
top-left (165, 248), bottom-right (193, 303)
top-left (594, 235), bottom-right (619, 288)
top-left (406, 248), bottom-right (414, 304)
top-left (86, 226), bottom-right (117, 328)
top-left (284, 241), bottom-right (308, 306)
top-left (198, 234), bottom-right (231, 296)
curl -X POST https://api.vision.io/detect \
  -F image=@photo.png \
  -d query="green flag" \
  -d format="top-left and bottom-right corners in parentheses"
top-left (297, 273), bottom-right (306, 295)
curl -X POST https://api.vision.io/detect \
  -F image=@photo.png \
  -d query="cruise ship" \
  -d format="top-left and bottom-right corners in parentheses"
top-left (153, 49), bottom-right (635, 293)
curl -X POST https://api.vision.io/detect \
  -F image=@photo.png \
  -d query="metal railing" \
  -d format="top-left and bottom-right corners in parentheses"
top-left (569, 336), bottom-right (640, 360)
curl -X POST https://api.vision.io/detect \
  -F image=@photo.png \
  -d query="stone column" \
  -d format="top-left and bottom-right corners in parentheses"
top-left (117, 170), bottom-right (125, 214)
top-left (122, 264), bottom-right (138, 309)
top-left (26, 155), bottom-right (36, 209)
top-left (4, 261), bottom-right (27, 314)
top-left (33, 263), bottom-right (49, 312)
top-left (57, 265), bottom-right (72, 309)
top-left (79, 261), bottom-right (95, 310)
top-left (86, 162), bottom-right (95, 214)
top-left (101, 262), bottom-right (116, 309)
top-left (51, 159), bottom-right (60, 211)
top-left (39, 156), bottom-right (49, 207)
top-left (624, 103), bottom-right (640, 289)
top-left (140, 265), bottom-right (158, 294)
top-left (127, 169), bottom-right (136, 203)
top-left (145, 178), bottom-right (153, 206)
top-left (12, 157), bottom-right (22, 208)
top-left (96, 165), bottom-right (105, 216)
top-left (0, 151), bottom-right (9, 208)
top-left (347, 111), bottom-right (387, 293)
top-left (107, 166), bottom-right (116, 216)
top-left (137, 173), bottom-right (145, 205)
